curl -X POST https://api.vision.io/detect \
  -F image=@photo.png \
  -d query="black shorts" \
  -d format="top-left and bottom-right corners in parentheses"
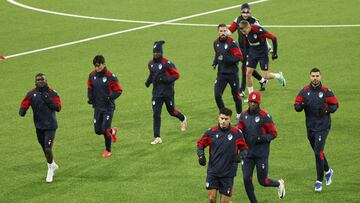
top-left (206, 174), bottom-right (234, 197)
top-left (36, 129), bottom-right (56, 149)
top-left (246, 53), bottom-right (269, 71)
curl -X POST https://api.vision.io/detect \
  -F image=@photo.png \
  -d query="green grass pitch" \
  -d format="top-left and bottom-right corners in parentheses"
top-left (1, 0), bottom-right (360, 202)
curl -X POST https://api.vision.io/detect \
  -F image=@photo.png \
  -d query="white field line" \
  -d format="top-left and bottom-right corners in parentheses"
top-left (7, 0), bottom-right (360, 29)
top-left (3, 0), bottom-right (269, 60)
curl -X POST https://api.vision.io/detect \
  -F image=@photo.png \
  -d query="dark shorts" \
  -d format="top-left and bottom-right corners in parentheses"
top-left (246, 53), bottom-right (269, 71)
top-left (206, 174), bottom-right (234, 197)
top-left (36, 129), bottom-right (56, 149)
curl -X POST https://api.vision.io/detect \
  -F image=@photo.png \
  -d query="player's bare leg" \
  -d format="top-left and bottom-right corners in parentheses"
top-left (208, 189), bottom-right (217, 203)
top-left (246, 67), bottom-right (255, 94)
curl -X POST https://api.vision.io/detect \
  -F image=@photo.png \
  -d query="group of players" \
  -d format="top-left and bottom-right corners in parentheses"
top-left (18, 2), bottom-right (339, 203)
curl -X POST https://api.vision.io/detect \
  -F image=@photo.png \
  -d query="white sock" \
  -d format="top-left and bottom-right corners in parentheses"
top-left (260, 78), bottom-right (266, 83)
top-left (247, 86), bottom-right (253, 94)
top-left (325, 169), bottom-right (332, 174)
top-left (47, 163), bottom-right (52, 169)
top-left (274, 73), bottom-right (281, 79)
top-left (236, 114), bottom-right (241, 119)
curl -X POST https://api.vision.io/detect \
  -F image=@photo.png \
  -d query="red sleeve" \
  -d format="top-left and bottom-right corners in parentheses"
top-left (197, 135), bottom-right (211, 148)
top-left (325, 95), bottom-right (339, 105)
top-left (236, 138), bottom-right (248, 151)
top-left (294, 95), bottom-right (304, 105)
top-left (87, 78), bottom-right (93, 90)
top-left (263, 32), bottom-right (276, 41)
top-left (262, 122), bottom-right (278, 137)
top-left (109, 81), bottom-right (122, 93)
top-left (230, 46), bottom-right (243, 61)
top-left (237, 120), bottom-right (246, 132)
top-left (20, 95), bottom-right (31, 109)
top-left (52, 96), bottom-right (62, 112)
top-left (228, 22), bottom-right (237, 33)
top-left (165, 68), bottom-right (180, 80)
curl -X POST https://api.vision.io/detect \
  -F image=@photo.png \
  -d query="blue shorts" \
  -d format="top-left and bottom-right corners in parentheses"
top-left (206, 174), bottom-right (234, 197)
top-left (246, 53), bottom-right (269, 71)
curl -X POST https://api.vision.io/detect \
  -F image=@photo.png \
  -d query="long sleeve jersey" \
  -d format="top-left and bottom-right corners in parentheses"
top-left (197, 125), bottom-right (248, 177)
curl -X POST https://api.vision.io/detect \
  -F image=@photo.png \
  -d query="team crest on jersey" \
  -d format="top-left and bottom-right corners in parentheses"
top-left (245, 115), bottom-right (248, 119)
top-left (307, 92), bottom-right (310, 95)
top-left (102, 77), bottom-right (107, 83)
top-left (34, 93), bottom-right (37, 97)
top-left (254, 34), bottom-right (257, 39)
top-left (94, 76), bottom-right (97, 80)
top-left (158, 64), bottom-right (162, 70)
top-left (224, 44), bottom-right (228, 49)
top-left (255, 116), bottom-right (260, 123)
top-left (151, 64), bottom-right (153, 68)
top-left (227, 134), bottom-right (233, 141)
top-left (318, 92), bottom-right (323, 98)
top-left (217, 44), bottom-right (219, 47)
top-left (216, 134), bottom-right (219, 138)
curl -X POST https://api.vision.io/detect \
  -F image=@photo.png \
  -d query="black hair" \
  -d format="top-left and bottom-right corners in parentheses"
top-left (239, 20), bottom-right (250, 30)
top-left (93, 55), bottom-right (105, 65)
top-left (219, 108), bottom-right (232, 117)
top-left (241, 3), bottom-right (250, 11)
top-left (310, 67), bottom-right (321, 74)
top-left (35, 73), bottom-right (46, 80)
top-left (218, 23), bottom-right (227, 29)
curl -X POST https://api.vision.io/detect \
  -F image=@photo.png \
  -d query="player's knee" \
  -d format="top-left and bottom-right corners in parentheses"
top-left (44, 147), bottom-right (52, 154)
top-left (258, 178), bottom-right (270, 186)
top-left (315, 151), bottom-right (325, 160)
top-left (215, 94), bottom-right (223, 100)
top-left (95, 129), bottom-right (102, 135)
top-left (232, 92), bottom-right (241, 100)
top-left (243, 175), bottom-right (252, 183)
top-left (208, 194), bottom-right (216, 202)
top-left (153, 113), bottom-right (161, 120)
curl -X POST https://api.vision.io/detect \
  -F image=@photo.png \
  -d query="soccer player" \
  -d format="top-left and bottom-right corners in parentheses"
top-left (19, 73), bottom-right (62, 183)
top-left (197, 108), bottom-right (248, 203)
top-left (227, 3), bottom-right (268, 93)
top-left (237, 91), bottom-right (285, 202)
top-left (145, 41), bottom-right (187, 145)
top-left (87, 55), bottom-right (122, 158)
top-left (212, 24), bottom-right (244, 124)
top-left (238, 20), bottom-right (286, 96)
top-left (294, 68), bottom-right (339, 192)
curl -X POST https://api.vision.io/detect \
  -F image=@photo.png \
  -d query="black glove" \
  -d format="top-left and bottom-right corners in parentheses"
top-left (271, 53), bottom-right (278, 60)
top-left (19, 108), bottom-right (26, 117)
top-left (211, 64), bottom-right (217, 70)
top-left (236, 150), bottom-right (248, 162)
top-left (87, 99), bottom-right (93, 105)
top-left (198, 155), bottom-right (206, 166)
top-left (319, 106), bottom-right (328, 117)
top-left (145, 80), bottom-right (151, 88)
